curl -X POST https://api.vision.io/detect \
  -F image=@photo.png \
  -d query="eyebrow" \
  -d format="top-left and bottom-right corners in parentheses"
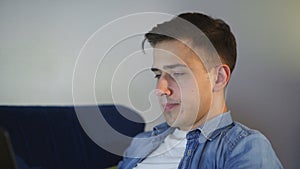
top-left (151, 64), bottom-right (187, 72)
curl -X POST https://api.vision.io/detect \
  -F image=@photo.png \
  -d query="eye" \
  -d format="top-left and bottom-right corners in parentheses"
top-left (173, 72), bottom-right (185, 77)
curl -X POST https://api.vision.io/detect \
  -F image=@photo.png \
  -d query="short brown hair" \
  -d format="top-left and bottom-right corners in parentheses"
top-left (143, 12), bottom-right (237, 72)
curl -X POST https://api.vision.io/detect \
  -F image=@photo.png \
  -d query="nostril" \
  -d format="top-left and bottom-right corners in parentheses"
top-left (165, 89), bottom-right (172, 96)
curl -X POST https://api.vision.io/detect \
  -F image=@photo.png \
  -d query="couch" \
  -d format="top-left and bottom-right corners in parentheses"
top-left (0, 105), bottom-right (144, 169)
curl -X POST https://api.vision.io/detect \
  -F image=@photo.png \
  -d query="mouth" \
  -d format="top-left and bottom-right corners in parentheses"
top-left (162, 103), bottom-right (180, 112)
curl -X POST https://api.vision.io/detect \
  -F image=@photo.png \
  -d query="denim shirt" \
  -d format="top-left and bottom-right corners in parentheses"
top-left (118, 112), bottom-right (283, 169)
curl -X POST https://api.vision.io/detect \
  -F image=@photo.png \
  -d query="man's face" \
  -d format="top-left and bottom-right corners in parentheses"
top-left (152, 40), bottom-right (213, 130)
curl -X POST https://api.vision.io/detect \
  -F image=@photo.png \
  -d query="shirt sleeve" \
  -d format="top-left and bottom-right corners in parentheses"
top-left (224, 133), bottom-right (283, 169)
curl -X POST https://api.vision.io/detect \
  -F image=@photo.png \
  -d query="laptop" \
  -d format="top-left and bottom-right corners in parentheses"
top-left (0, 128), bottom-right (19, 169)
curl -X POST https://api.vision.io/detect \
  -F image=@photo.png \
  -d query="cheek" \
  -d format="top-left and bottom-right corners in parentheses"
top-left (181, 87), bottom-right (200, 109)
top-left (177, 81), bottom-right (196, 98)
top-left (170, 81), bottom-right (182, 97)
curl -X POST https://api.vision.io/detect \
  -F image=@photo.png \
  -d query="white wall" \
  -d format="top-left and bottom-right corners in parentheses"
top-left (1, 1), bottom-right (299, 168)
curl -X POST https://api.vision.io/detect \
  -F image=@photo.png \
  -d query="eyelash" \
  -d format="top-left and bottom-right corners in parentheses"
top-left (173, 73), bottom-right (185, 77)
top-left (154, 73), bottom-right (185, 79)
top-left (154, 74), bottom-right (161, 79)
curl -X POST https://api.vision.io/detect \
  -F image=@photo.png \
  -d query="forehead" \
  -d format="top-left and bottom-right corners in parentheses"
top-left (152, 40), bottom-right (203, 69)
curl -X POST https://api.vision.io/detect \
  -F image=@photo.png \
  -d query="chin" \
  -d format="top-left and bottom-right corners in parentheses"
top-left (164, 112), bottom-right (182, 127)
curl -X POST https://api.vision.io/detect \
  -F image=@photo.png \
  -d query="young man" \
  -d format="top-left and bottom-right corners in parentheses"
top-left (118, 12), bottom-right (283, 169)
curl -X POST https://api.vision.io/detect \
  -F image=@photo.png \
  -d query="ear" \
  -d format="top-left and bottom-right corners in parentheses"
top-left (212, 64), bottom-right (231, 92)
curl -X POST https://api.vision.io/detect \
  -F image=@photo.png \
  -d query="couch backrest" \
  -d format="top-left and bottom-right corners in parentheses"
top-left (0, 105), bottom-right (145, 169)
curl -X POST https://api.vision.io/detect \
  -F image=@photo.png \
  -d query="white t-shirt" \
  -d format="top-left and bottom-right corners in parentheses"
top-left (133, 129), bottom-right (188, 169)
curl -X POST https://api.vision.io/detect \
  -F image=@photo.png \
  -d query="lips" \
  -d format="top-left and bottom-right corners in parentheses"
top-left (162, 103), bottom-right (180, 112)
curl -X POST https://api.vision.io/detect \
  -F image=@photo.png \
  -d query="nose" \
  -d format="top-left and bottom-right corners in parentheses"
top-left (155, 74), bottom-right (172, 96)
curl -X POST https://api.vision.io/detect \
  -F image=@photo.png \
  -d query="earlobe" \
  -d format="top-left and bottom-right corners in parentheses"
top-left (213, 65), bottom-right (231, 92)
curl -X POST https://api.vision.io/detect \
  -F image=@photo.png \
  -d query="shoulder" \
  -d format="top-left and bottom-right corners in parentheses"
top-left (223, 121), bottom-right (275, 154)
top-left (222, 122), bottom-right (263, 151)
top-left (125, 130), bottom-right (153, 152)
top-left (221, 122), bottom-right (283, 168)
top-left (133, 130), bottom-right (153, 138)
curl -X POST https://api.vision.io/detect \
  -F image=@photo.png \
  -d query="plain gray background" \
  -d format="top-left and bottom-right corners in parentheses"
top-left (1, 1), bottom-right (299, 168)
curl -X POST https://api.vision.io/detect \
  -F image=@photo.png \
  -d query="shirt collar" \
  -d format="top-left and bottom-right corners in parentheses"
top-left (191, 111), bottom-right (233, 141)
top-left (152, 122), bottom-right (174, 136)
top-left (152, 111), bottom-right (233, 141)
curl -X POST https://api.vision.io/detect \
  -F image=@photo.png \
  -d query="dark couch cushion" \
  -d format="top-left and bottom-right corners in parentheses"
top-left (0, 105), bottom-right (144, 169)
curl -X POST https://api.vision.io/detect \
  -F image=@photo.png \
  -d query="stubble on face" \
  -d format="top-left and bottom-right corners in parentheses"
top-left (153, 40), bottom-right (214, 130)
